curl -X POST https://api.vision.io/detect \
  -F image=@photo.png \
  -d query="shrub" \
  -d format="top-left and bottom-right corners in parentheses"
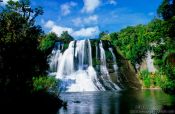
top-left (39, 33), bottom-right (58, 52)
top-left (32, 76), bottom-right (59, 95)
top-left (139, 70), bottom-right (162, 88)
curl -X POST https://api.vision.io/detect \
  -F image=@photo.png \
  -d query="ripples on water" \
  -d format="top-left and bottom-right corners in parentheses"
top-left (58, 90), bottom-right (175, 114)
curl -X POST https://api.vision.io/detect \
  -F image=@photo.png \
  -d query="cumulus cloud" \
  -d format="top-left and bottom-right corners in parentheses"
top-left (72, 26), bottom-right (100, 37)
top-left (72, 18), bottom-right (82, 27)
top-left (44, 20), bottom-right (100, 38)
top-left (82, 0), bottom-right (100, 13)
top-left (72, 15), bottom-right (98, 26)
top-left (108, 0), bottom-right (117, 5)
top-left (44, 20), bottom-right (73, 36)
top-left (84, 15), bottom-right (98, 24)
top-left (61, 1), bottom-right (77, 16)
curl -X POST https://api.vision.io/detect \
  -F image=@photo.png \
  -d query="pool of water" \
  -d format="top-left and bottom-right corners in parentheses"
top-left (58, 89), bottom-right (175, 114)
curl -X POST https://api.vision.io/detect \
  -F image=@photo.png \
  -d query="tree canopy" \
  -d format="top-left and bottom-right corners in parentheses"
top-left (0, 0), bottom-right (46, 94)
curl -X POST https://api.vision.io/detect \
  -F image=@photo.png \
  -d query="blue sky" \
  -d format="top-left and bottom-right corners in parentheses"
top-left (2, 0), bottom-right (162, 39)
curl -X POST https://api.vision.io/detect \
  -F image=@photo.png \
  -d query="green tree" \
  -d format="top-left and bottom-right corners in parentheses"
top-left (39, 32), bottom-right (58, 53)
top-left (0, 0), bottom-right (45, 94)
top-left (157, 0), bottom-right (175, 20)
top-left (146, 0), bottom-right (175, 94)
top-left (59, 31), bottom-right (73, 43)
top-left (99, 31), bottom-right (108, 39)
top-left (112, 25), bottom-right (150, 71)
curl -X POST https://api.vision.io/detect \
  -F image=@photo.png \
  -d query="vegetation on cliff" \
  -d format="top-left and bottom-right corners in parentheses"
top-left (100, 0), bottom-right (175, 94)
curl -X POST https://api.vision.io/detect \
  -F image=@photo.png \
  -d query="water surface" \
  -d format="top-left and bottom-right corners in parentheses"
top-left (58, 89), bottom-right (175, 114)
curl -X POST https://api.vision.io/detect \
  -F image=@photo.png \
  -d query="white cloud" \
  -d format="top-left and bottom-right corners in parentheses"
top-left (72, 26), bottom-right (100, 37)
top-left (108, 0), bottom-right (117, 5)
top-left (44, 20), bottom-right (100, 38)
top-left (84, 15), bottom-right (98, 24)
top-left (72, 17), bottom-right (82, 26)
top-left (1, 0), bottom-right (18, 4)
top-left (72, 15), bottom-right (98, 26)
top-left (44, 20), bottom-right (54, 28)
top-left (44, 20), bottom-right (73, 36)
top-left (61, 1), bottom-right (77, 16)
top-left (82, 0), bottom-right (100, 13)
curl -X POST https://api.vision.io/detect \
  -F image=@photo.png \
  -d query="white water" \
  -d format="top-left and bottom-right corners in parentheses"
top-left (109, 48), bottom-right (119, 80)
top-left (56, 41), bottom-right (75, 78)
top-left (99, 41), bottom-right (109, 76)
top-left (99, 41), bottom-right (120, 90)
top-left (48, 42), bottom-right (62, 76)
top-left (146, 51), bottom-right (156, 73)
top-left (109, 48), bottom-right (118, 72)
top-left (49, 40), bottom-right (120, 92)
top-left (75, 40), bottom-right (86, 69)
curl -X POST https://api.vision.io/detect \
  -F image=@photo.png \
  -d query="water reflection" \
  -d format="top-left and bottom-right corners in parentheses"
top-left (58, 90), bottom-right (175, 114)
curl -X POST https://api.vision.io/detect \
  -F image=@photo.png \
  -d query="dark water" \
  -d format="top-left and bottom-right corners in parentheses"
top-left (58, 89), bottom-right (175, 114)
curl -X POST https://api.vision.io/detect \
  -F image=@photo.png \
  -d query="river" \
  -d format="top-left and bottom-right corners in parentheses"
top-left (58, 89), bottom-right (175, 114)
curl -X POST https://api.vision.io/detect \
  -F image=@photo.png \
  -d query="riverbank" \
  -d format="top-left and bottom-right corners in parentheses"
top-left (0, 90), bottom-right (64, 114)
top-left (142, 87), bottom-right (161, 89)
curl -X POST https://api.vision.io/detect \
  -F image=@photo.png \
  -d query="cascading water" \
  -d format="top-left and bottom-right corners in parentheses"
top-left (109, 47), bottom-right (123, 88)
top-left (56, 41), bottom-right (75, 78)
top-left (98, 41), bottom-right (120, 90)
top-left (109, 48), bottom-right (119, 78)
top-left (48, 42), bottom-right (63, 76)
top-left (146, 51), bottom-right (156, 73)
top-left (48, 40), bottom-right (121, 92)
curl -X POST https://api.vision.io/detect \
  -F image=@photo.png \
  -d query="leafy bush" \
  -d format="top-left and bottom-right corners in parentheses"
top-left (39, 32), bottom-right (58, 52)
top-left (33, 76), bottom-right (59, 95)
top-left (139, 70), bottom-right (162, 88)
top-left (154, 72), bottom-right (162, 87)
top-left (139, 70), bottom-right (151, 88)
top-left (161, 77), bottom-right (175, 94)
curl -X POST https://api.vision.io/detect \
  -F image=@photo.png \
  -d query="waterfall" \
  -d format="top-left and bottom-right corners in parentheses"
top-left (99, 41), bottom-right (120, 90)
top-left (88, 39), bottom-right (93, 66)
top-left (146, 51), bottom-right (156, 72)
top-left (48, 42), bottom-right (62, 76)
top-left (48, 40), bottom-right (121, 92)
top-left (99, 41), bottom-right (109, 76)
top-left (109, 47), bottom-right (123, 88)
top-left (75, 40), bottom-right (86, 69)
top-left (109, 48), bottom-right (118, 72)
top-left (56, 41), bottom-right (75, 79)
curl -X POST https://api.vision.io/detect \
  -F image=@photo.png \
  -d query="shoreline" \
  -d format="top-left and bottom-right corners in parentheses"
top-left (141, 88), bottom-right (161, 90)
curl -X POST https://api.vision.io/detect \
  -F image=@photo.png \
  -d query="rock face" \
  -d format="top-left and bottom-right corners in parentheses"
top-left (48, 39), bottom-right (141, 92)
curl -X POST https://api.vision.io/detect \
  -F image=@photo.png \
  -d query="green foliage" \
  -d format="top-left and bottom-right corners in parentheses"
top-left (146, 0), bottom-right (175, 93)
top-left (32, 76), bottom-right (59, 94)
top-left (139, 70), bottom-right (162, 88)
top-left (93, 58), bottom-right (101, 65)
top-left (39, 32), bottom-right (58, 52)
top-left (110, 25), bottom-right (150, 70)
top-left (0, 0), bottom-right (46, 94)
top-left (157, 0), bottom-right (175, 20)
top-left (139, 70), bottom-right (151, 88)
top-left (101, 34), bottom-right (111, 41)
top-left (59, 31), bottom-right (74, 43)
top-left (160, 75), bottom-right (175, 94)
top-left (105, 51), bottom-right (113, 62)
top-left (99, 31), bottom-right (108, 39)
top-left (104, 0), bottom-right (175, 94)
